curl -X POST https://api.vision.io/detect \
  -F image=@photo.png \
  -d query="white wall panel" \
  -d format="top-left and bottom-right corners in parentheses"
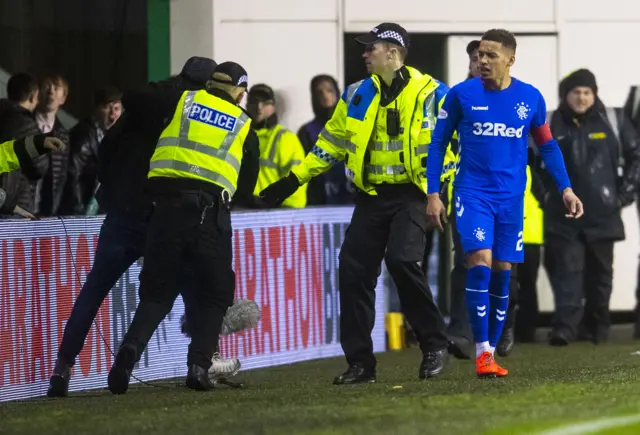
top-left (170, 0), bottom-right (215, 75)
top-left (564, 0), bottom-right (640, 22)
top-left (344, 0), bottom-right (555, 33)
top-left (214, 0), bottom-right (338, 21)
top-left (213, 22), bottom-right (340, 133)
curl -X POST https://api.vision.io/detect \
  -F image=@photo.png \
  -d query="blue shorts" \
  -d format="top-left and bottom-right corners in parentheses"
top-left (454, 191), bottom-right (525, 263)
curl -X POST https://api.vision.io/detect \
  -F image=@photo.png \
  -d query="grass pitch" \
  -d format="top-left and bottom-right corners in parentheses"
top-left (3, 340), bottom-right (640, 435)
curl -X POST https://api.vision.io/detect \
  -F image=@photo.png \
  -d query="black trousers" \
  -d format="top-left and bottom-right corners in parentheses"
top-left (545, 233), bottom-right (614, 342)
top-left (121, 191), bottom-right (235, 369)
top-left (514, 244), bottom-right (541, 342)
top-left (447, 197), bottom-right (519, 341)
top-left (339, 184), bottom-right (447, 370)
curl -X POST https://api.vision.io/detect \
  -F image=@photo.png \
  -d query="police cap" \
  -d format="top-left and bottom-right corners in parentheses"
top-left (355, 23), bottom-right (410, 49)
top-left (211, 62), bottom-right (249, 88)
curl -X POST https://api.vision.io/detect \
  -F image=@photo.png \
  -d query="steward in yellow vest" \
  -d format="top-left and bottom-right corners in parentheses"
top-left (260, 22), bottom-right (456, 384)
top-left (107, 62), bottom-right (259, 393)
top-left (246, 84), bottom-right (307, 208)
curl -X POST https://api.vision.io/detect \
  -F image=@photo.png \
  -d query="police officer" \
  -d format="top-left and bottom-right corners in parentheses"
top-left (261, 23), bottom-right (457, 383)
top-left (107, 61), bottom-right (259, 393)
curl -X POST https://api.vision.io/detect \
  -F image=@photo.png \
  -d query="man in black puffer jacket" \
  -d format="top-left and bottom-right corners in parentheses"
top-left (541, 69), bottom-right (640, 346)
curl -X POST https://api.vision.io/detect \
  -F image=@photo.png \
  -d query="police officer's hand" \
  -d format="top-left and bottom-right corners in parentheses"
top-left (260, 173), bottom-right (300, 207)
top-left (14, 205), bottom-right (37, 220)
top-left (427, 193), bottom-right (447, 232)
top-left (562, 188), bottom-right (584, 219)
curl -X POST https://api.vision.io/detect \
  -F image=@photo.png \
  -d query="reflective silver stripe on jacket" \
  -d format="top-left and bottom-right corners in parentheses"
top-left (365, 164), bottom-right (406, 176)
top-left (345, 80), bottom-right (364, 105)
top-left (414, 144), bottom-right (428, 155)
top-left (261, 128), bottom-right (293, 177)
top-left (319, 128), bottom-right (356, 153)
top-left (150, 160), bottom-right (236, 194)
top-left (153, 90), bottom-right (249, 191)
top-left (370, 140), bottom-right (403, 152)
top-left (424, 92), bottom-right (436, 129)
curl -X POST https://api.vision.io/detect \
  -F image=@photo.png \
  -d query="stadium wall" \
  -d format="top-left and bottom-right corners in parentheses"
top-left (0, 207), bottom-right (387, 402)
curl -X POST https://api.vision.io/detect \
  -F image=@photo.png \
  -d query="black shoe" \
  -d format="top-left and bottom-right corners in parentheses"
top-left (448, 336), bottom-right (471, 360)
top-left (548, 330), bottom-right (570, 347)
top-left (419, 349), bottom-right (447, 379)
top-left (496, 327), bottom-right (515, 357)
top-left (108, 345), bottom-right (137, 395)
top-left (47, 359), bottom-right (72, 398)
top-left (333, 365), bottom-right (376, 385)
top-left (186, 364), bottom-right (216, 391)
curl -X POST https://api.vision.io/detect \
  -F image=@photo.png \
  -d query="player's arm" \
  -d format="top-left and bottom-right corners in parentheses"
top-left (530, 92), bottom-right (583, 218)
top-left (529, 94), bottom-right (571, 193)
top-left (291, 94), bottom-right (349, 185)
top-left (427, 86), bottom-right (462, 194)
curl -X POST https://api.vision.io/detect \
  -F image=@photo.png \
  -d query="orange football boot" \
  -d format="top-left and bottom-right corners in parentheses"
top-left (475, 351), bottom-right (508, 378)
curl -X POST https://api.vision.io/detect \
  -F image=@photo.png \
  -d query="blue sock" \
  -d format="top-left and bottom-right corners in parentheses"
top-left (488, 270), bottom-right (511, 348)
top-left (465, 265), bottom-right (491, 345)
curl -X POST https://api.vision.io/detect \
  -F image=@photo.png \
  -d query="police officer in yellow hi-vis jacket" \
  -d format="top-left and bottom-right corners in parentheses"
top-left (0, 134), bottom-right (64, 217)
top-left (246, 84), bottom-right (307, 208)
top-left (108, 62), bottom-right (259, 394)
top-left (261, 23), bottom-right (458, 384)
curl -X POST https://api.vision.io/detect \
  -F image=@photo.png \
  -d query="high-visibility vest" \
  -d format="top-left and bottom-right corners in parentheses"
top-left (523, 166), bottom-right (543, 245)
top-left (0, 138), bottom-right (23, 174)
top-left (148, 90), bottom-right (251, 196)
top-left (253, 125), bottom-right (307, 208)
top-left (292, 66), bottom-right (457, 195)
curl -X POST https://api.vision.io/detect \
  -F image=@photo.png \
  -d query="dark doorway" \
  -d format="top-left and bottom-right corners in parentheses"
top-left (343, 33), bottom-right (447, 88)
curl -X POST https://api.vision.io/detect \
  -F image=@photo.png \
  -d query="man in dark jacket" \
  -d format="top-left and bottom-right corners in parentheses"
top-left (0, 72), bottom-right (43, 215)
top-left (32, 74), bottom-right (71, 216)
top-left (297, 75), bottom-right (355, 205)
top-left (60, 86), bottom-right (123, 215)
top-left (542, 69), bottom-right (640, 345)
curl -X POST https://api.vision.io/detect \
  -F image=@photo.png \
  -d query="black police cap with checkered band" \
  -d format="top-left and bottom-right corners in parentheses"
top-left (355, 23), bottom-right (411, 49)
top-left (211, 61), bottom-right (249, 88)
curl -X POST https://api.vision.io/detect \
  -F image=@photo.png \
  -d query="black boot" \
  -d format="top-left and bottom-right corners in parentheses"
top-left (186, 364), bottom-right (216, 391)
top-left (419, 349), bottom-right (447, 379)
top-left (448, 336), bottom-right (471, 360)
top-left (496, 326), bottom-right (515, 357)
top-left (333, 365), bottom-right (376, 385)
top-left (108, 345), bottom-right (137, 395)
top-left (47, 359), bottom-right (72, 398)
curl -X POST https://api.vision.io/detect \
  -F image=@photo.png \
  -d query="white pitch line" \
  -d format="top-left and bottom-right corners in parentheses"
top-left (535, 414), bottom-right (640, 435)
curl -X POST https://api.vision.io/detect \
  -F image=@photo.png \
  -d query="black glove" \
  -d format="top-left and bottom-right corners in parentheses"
top-left (619, 192), bottom-right (635, 208)
top-left (260, 172), bottom-right (300, 207)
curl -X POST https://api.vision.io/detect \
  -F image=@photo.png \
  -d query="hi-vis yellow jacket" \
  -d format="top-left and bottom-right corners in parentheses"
top-left (253, 125), bottom-right (307, 208)
top-left (0, 139), bottom-right (24, 174)
top-left (523, 165), bottom-right (543, 245)
top-left (148, 90), bottom-right (251, 196)
top-left (292, 66), bottom-right (457, 195)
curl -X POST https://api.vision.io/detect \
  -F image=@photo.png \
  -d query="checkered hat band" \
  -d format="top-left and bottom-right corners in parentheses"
top-left (237, 75), bottom-right (248, 86)
top-left (377, 30), bottom-right (405, 47)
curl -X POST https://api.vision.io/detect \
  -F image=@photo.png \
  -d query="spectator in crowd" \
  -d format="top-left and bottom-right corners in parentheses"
top-left (623, 85), bottom-right (640, 339)
top-left (0, 72), bottom-right (43, 216)
top-left (298, 74), bottom-right (355, 205)
top-left (32, 74), bottom-right (71, 216)
top-left (61, 86), bottom-right (123, 215)
top-left (247, 84), bottom-right (307, 208)
top-left (542, 69), bottom-right (640, 346)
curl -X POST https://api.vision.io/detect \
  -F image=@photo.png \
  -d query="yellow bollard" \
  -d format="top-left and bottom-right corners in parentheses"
top-left (386, 312), bottom-right (405, 351)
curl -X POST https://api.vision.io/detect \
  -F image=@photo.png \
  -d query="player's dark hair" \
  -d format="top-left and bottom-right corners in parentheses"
top-left (482, 29), bottom-right (517, 53)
